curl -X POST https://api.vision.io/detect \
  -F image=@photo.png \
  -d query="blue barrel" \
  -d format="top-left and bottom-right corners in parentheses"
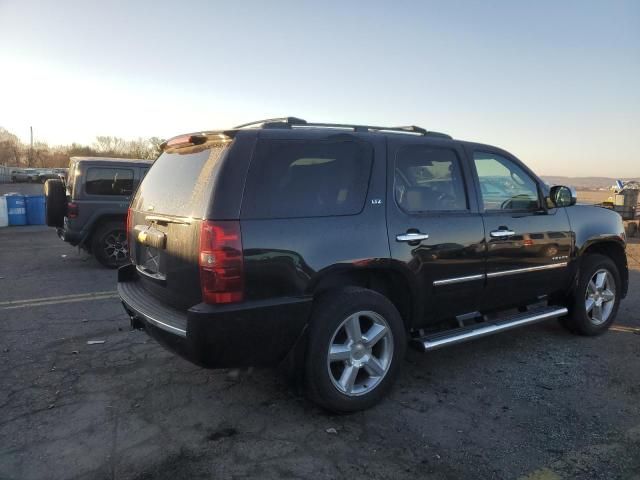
top-left (5, 194), bottom-right (27, 226)
top-left (25, 195), bottom-right (46, 225)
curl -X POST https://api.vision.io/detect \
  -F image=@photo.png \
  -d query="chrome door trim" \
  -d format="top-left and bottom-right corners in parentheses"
top-left (486, 262), bottom-right (568, 278)
top-left (433, 262), bottom-right (568, 286)
top-left (433, 274), bottom-right (485, 286)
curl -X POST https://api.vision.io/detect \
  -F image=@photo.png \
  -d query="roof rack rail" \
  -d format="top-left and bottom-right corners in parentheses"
top-left (233, 117), bottom-right (307, 129)
top-left (232, 117), bottom-right (452, 139)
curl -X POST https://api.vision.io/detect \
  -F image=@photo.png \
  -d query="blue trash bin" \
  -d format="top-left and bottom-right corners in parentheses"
top-left (5, 194), bottom-right (27, 226)
top-left (25, 195), bottom-right (46, 225)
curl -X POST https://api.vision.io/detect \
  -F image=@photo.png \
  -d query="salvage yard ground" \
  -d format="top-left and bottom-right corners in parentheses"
top-left (0, 184), bottom-right (639, 479)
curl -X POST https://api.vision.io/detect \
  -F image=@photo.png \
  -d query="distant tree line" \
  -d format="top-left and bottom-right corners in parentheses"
top-left (0, 127), bottom-right (162, 168)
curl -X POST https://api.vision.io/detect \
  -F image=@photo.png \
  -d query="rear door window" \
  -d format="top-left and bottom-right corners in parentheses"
top-left (394, 146), bottom-right (468, 213)
top-left (85, 168), bottom-right (134, 196)
top-left (242, 139), bottom-right (373, 219)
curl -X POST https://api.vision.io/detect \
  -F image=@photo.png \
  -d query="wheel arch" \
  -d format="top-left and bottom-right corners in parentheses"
top-left (306, 261), bottom-right (422, 332)
top-left (84, 213), bottom-right (127, 250)
top-left (577, 238), bottom-right (628, 298)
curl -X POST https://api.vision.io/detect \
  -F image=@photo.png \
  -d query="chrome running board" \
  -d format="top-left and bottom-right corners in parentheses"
top-left (413, 306), bottom-right (568, 352)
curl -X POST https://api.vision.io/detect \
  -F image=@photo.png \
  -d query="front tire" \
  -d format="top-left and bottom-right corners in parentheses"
top-left (91, 221), bottom-right (129, 269)
top-left (305, 287), bottom-right (406, 413)
top-left (562, 254), bottom-right (621, 336)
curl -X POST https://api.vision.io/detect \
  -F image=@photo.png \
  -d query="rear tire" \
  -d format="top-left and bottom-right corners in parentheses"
top-left (91, 221), bottom-right (129, 269)
top-left (561, 254), bottom-right (621, 336)
top-left (44, 179), bottom-right (66, 227)
top-left (305, 287), bottom-right (406, 413)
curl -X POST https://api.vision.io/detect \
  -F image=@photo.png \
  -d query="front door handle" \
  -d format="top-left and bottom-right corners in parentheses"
top-left (396, 232), bottom-right (429, 242)
top-left (490, 229), bottom-right (516, 238)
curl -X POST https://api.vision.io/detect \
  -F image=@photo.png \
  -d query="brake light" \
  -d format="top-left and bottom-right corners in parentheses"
top-left (199, 220), bottom-right (244, 304)
top-left (164, 134), bottom-right (207, 149)
top-left (67, 202), bottom-right (78, 218)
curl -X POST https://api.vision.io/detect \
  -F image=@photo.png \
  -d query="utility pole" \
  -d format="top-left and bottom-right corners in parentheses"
top-left (29, 126), bottom-right (33, 167)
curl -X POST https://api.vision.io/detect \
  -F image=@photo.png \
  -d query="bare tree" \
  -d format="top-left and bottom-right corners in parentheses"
top-left (0, 127), bottom-right (23, 166)
top-left (0, 127), bottom-right (164, 168)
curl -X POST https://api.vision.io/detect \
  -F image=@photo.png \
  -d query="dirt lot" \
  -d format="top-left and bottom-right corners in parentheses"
top-left (1, 185), bottom-right (639, 480)
top-left (576, 190), bottom-right (612, 205)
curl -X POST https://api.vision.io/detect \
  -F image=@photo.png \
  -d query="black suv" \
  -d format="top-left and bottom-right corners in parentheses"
top-left (118, 118), bottom-right (628, 412)
top-left (45, 157), bottom-right (153, 268)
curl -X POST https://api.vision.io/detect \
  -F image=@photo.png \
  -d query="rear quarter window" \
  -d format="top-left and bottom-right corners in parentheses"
top-left (85, 167), bottom-right (134, 196)
top-left (242, 139), bottom-right (373, 219)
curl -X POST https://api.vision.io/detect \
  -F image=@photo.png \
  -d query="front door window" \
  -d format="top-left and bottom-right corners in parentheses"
top-left (474, 152), bottom-right (539, 211)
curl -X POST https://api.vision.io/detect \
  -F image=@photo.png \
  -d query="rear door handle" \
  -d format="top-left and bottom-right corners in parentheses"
top-left (396, 232), bottom-right (429, 242)
top-left (490, 229), bottom-right (516, 238)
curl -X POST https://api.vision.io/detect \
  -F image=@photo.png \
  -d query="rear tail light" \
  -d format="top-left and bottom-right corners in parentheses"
top-left (126, 208), bottom-right (133, 260)
top-left (199, 220), bottom-right (244, 304)
top-left (67, 202), bottom-right (78, 218)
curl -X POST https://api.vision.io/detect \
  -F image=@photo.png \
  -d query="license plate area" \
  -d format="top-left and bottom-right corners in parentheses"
top-left (133, 225), bottom-right (167, 281)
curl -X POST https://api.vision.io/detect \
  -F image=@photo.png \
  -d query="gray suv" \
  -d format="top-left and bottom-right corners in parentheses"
top-left (45, 157), bottom-right (153, 267)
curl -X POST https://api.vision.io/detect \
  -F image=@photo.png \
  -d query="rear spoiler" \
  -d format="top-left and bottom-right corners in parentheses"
top-left (160, 131), bottom-right (235, 151)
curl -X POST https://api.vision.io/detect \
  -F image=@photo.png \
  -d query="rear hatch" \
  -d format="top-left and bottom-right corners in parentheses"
top-left (129, 136), bottom-right (233, 309)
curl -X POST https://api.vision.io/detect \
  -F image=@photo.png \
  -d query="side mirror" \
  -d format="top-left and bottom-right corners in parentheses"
top-left (549, 185), bottom-right (577, 208)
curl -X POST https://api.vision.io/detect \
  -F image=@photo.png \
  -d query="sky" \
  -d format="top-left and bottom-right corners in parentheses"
top-left (0, 0), bottom-right (638, 177)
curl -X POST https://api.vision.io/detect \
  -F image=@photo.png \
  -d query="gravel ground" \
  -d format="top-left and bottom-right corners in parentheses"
top-left (0, 184), bottom-right (639, 480)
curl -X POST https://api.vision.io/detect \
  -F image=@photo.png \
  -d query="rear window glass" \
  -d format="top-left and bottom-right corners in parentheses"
top-left (242, 139), bottom-right (373, 219)
top-left (132, 145), bottom-right (229, 218)
top-left (85, 168), bottom-right (134, 196)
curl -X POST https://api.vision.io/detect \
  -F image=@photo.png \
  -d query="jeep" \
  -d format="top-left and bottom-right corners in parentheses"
top-left (118, 117), bottom-right (628, 412)
top-left (45, 157), bottom-right (153, 268)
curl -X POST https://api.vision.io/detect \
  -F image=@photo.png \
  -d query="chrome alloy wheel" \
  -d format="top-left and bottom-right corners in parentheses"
top-left (585, 268), bottom-right (616, 325)
top-left (104, 231), bottom-right (128, 262)
top-left (326, 311), bottom-right (394, 396)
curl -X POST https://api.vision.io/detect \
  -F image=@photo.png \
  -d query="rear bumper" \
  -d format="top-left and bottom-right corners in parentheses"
top-left (58, 220), bottom-right (84, 246)
top-left (117, 264), bottom-right (312, 368)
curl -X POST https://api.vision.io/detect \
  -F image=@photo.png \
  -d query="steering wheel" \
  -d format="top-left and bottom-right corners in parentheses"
top-left (500, 198), bottom-right (514, 210)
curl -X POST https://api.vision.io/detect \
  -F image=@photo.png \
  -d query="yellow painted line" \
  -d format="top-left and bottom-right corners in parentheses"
top-left (0, 291), bottom-right (117, 307)
top-left (1, 293), bottom-right (120, 310)
top-left (611, 325), bottom-right (640, 334)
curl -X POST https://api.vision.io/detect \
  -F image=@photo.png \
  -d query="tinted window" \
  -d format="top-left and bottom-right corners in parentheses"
top-left (474, 152), bottom-right (540, 211)
top-left (394, 146), bottom-right (467, 212)
top-left (242, 139), bottom-right (372, 219)
top-left (85, 168), bottom-right (134, 196)
top-left (132, 144), bottom-right (229, 218)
